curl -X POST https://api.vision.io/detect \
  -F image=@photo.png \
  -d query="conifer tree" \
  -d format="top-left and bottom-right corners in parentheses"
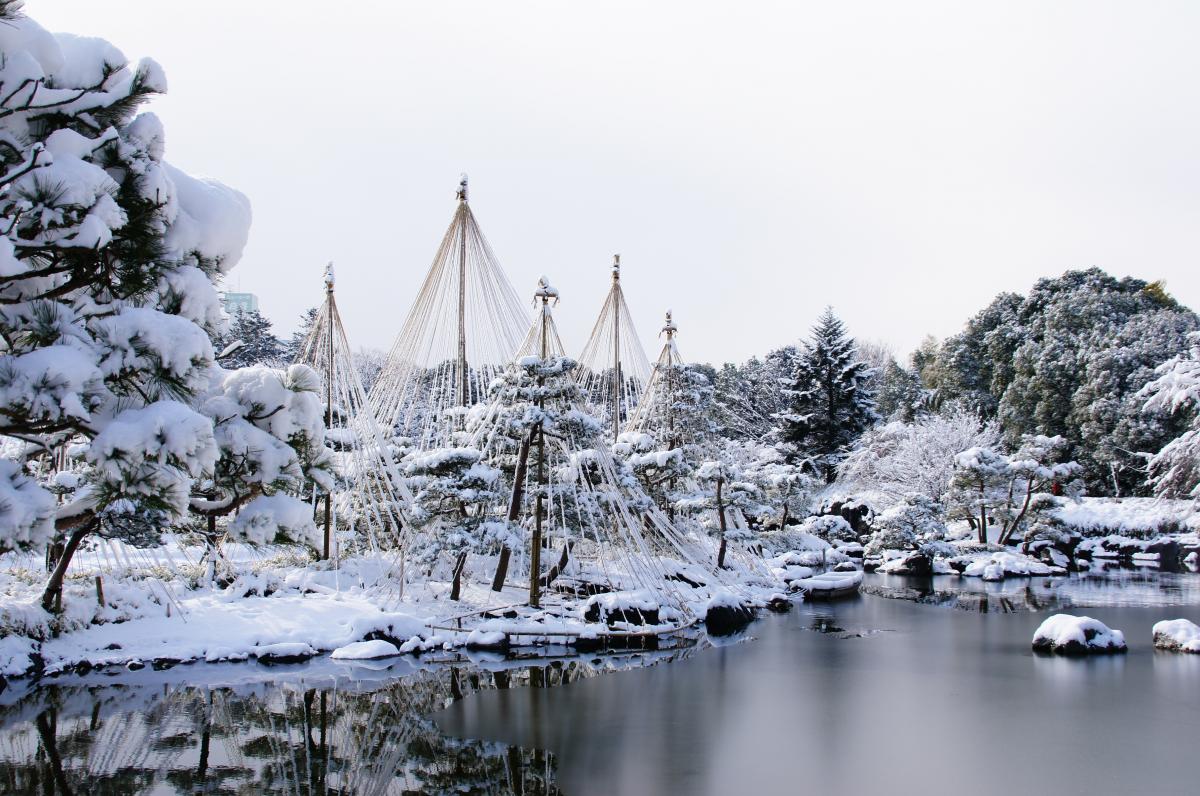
top-left (214, 308), bottom-right (284, 367)
top-left (781, 308), bottom-right (878, 481)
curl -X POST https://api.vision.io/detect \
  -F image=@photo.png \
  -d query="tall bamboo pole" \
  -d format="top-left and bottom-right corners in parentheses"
top-left (529, 285), bottom-right (550, 607)
top-left (456, 176), bottom-right (469, 409)
top-left (611, 254), bottom-right (622, 440)
top-left (322, 264), bottom-right (335, 560)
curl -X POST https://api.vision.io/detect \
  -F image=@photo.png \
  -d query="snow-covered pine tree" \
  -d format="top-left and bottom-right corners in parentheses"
top-left (946, 436), bottom-right (1082, 545)
top-left (403, 447), bottom-right (503, 600)
top-left (0, 6), bottom-right (332, 611)
top-left (476, 349), bottom-right (606, 598)
top-left (213, 307), bottom-right (283, 368)
top-left (781, 308), bottom-right (878, 482)
top-left (747, 452), bottom-right (813, 531)
top-left (677, 456), bottom-right (763, 568)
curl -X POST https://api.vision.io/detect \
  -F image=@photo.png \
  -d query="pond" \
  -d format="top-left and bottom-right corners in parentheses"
top-left (2, 573), bottom-right (1198, 794)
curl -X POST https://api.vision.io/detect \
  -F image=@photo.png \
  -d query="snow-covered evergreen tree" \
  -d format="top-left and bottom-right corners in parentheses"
top-left (0, 6), bottom-right (332, 609)
top-left (213, 307), bottom-right (283, 368)
top-left (781, 308), bottom-right (878, 481)
top-left (474, 352), bottom-right (607, 594)
top-left (946, 435), bottom-right (1082, 545)
top-left (677, 457), bottom-right (763, 568)
top-left (1139, 331), bottom-right (1200, 500)
top-left (280, 306), bottom-right (318, 364)
top-left (925, 269), bottom-right (1198, 493)
top-left (403, 447), bottom-right (503, 600)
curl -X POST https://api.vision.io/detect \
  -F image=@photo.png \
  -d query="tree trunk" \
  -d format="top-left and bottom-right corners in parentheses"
top-left (528, 427), bottom-right (545, 608)
top-left (492, 430), bottom-right (533, 592)
top-left (716, 475), bottom-right (729, 569)
top-left (449, 551), bottom-right (468, 601)
top-left (977, 479), bottom-right (988, 544)
top-left (41, 521), bottom-right (95, 613)
top-left (538, 542), bottom-right (572, 590)
top-left (780, 504), bottom-right (789, 531)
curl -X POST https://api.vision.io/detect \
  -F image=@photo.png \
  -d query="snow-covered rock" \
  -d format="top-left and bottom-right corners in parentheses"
top-left (330, 639), bottom-right (400, 660)
top-left (792, 570), bottom-right (862, 599)
top-left (1032, 614), bottom-right (1127, 655)
top-left (958, 551), bottom-right (1059, 579)
top-left (1152, 619), bottom-right (1200, 653)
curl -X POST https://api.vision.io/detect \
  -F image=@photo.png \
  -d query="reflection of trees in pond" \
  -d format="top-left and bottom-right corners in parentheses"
top-left (0, 662), bottom-right (591, 795)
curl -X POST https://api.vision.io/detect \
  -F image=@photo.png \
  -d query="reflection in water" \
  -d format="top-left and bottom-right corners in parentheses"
top-left (438, 596), bottom-right (1200, 796)
top-left (0, 649), bottom-right (692, 795)
top-left (864, 568), bottom-right (1200, 612)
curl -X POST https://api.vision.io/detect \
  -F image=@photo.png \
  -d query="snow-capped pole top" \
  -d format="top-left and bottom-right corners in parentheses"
top-left (661, 310), bottom-right (677, 338)
top-left (612, 253), bottom-right (621, 282)
top-left (534, 276), bottom-right (559, 304)
top-left (456, 173), bottom-right (469, 202)
top-left (324, 261), bottom-right (335, 291)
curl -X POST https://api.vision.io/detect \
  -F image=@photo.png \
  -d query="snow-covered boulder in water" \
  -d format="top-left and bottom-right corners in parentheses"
top-left (1032, 614), bottom-right (1126, 656)
top-left (704, 592), bottom-right (755, 636)
top-left (1152, 619), bottom-right (1200, 653)
top-left (331, 639), bottom-right (400, 660)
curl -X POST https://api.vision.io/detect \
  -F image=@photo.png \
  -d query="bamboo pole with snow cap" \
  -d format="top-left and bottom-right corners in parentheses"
top-left (323, 262), bottom-right (335, 561)
top-left (455, 174), bottom-right (469, 410)
top-left (529, 276), bottom-right (558, 608)
top-left (611, 255), bottom-right (622, 440)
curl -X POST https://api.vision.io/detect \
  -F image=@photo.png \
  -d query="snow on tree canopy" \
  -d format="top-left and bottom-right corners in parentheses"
top-left (229, 493), bottom-right (319, 547)
top-left (0, 2), bottom-right (309, 578)
top-left (88, 400), bottom-right (218, 519)
top-left (0, 459), bottom-right (55, 552)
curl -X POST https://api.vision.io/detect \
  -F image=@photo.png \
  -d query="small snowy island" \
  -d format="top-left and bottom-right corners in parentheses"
top-left (1032, 614), bottom-right (1127, 656)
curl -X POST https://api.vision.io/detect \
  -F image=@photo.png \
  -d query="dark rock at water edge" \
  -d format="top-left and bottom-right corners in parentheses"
top-left (705, 604), bottom-right (756, 636)
top-left (583, 603), bottom-right (660, 628)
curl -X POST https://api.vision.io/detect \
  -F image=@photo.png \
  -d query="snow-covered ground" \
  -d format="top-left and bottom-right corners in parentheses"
top-left (0, 534), bottom-right (789, 678)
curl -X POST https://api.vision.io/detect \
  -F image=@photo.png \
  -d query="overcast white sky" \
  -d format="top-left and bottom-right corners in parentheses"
top-left (32, 0), bottom-right (1200, 364)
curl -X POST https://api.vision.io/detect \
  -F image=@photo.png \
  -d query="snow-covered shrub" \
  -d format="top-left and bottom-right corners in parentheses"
top-left (864, 493), bottom-right (946, 557)
top-left (797, 514), bottom-right (857, 544)
top-left (228, 494), bottom-right (318, 548)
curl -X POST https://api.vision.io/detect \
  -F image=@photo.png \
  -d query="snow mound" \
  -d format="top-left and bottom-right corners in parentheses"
top-left (793, 570), bottom-right (863, 593)
top-left (1032, 614), bottom-right (1126, 655)
top-left (1152, 619), bottom-right (1200, 653)
top-left (960, 551), bottom-right (1057, 579)
top-left (330, 639), bottom-right (400, 660)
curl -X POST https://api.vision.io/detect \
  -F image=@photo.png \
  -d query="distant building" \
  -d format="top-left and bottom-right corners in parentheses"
top-left (224, 291), bottom-right (259, 315)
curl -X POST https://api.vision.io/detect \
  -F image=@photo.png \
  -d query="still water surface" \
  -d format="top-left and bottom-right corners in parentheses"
top-left (1, 574), bottom-right (1198, 794)
top-left (438, 581), bottom-right (1200, 795)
